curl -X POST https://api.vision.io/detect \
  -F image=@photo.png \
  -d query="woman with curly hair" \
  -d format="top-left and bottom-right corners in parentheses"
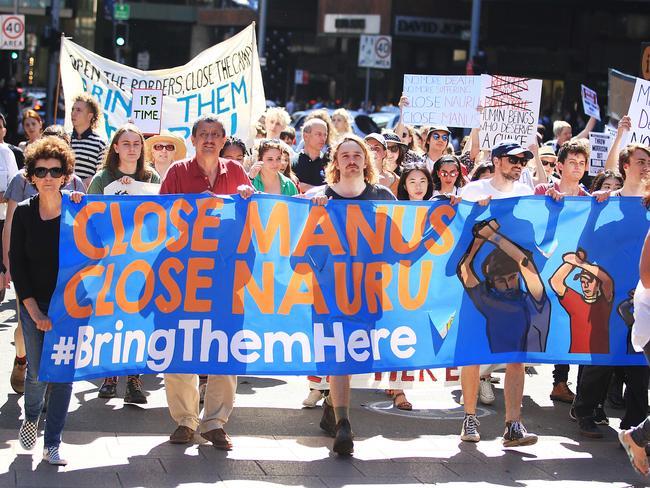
top-left (11, 136), bottom-right (82, 465)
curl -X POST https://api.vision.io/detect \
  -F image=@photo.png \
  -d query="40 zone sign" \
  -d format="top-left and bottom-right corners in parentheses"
top-left (0, 15), bottom-right (25, 50)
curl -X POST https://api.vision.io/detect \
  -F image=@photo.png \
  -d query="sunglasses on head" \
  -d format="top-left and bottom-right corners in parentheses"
top-left (541, 159), bottom-right (556, 168)
top-left (33, 167), bottom-right (64, 178)
top-left (504, 155), bottom-right (528, 166)
top-left (153, 143), bottom-right (175, 151)
top-left (431, 133), bottom-right (449, 142)
top-left (387, 145), bottom-right (400, 153)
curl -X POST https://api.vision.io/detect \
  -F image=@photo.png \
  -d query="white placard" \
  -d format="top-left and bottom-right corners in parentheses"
top-left (626, 77), bottom-right (650, 146)
top-left (104, 180), bottom-right (161, 196)
top-left (581, 84), bottom-right (601, 121)
top-left (588, 132), bottom-right (613, 177)
top-left (402, 74), bottom-right (481, 128)
top-left (131, 88), bottom-right (163, 135)
top-left (60, 24), bottom-right (266, 156)
top-left (0, 15), bottom-right (24, 50)
top-left (479, 74), bottom-right (542, 149)
top-left (358, 35), bottom-right (392, 69)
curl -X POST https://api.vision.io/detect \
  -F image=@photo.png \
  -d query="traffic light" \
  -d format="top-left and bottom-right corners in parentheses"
top-left (10, 51), bottom-right (18, 60)
top-left (115, 22), bottom-right (128, 47)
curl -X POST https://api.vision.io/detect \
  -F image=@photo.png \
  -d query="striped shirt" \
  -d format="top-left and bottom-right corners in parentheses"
top-left (71, 128), bottom-right (107, 180)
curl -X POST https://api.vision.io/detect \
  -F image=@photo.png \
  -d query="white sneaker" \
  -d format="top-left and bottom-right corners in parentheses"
top-left (19, 420), bottom-right (38, 450)
top-left (302, 389), bottom-right (324, 408)
top-left (461, 414), bottom-right (481, 442)
top-left (43, 446), bottom-right (67, 466)
top-left (479, 378), bottom-right (495, 405)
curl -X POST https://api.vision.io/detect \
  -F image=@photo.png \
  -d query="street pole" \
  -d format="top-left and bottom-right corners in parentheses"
top-left (46, 0), bottom-right (61, 125)
top-left (257, 0), bottom-right (267, 58)
top-left (469, 0), bottom-right (481, 60)
top-left (364, 68), bottom-right (370, 111)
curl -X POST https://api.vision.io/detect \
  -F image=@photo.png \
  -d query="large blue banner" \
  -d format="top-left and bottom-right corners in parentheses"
top-left (40, 194), bottom-right (649, 382)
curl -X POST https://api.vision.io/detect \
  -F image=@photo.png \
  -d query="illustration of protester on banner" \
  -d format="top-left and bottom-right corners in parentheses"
top-left (457, 218), bottom-right (550, 353)
top-left (549, 248), bottom-right (614, 354)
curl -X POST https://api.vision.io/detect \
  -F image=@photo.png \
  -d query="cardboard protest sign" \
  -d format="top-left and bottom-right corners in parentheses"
top-left (608, 69), bottom-right (636, 120)
top-left (581, 84), bottom-right (601, 121)
top-left (60, 23), bottom-right (265, 155)
top-left (131, 88), bottom-right (163, 134)
top-left (402, 74), bottom-right (481, 128)
top-left (626, 77), bottom-right (650, 146)
top-left (588, 132), bottom-right (612, 176)
top-left (479, 75), bottom-right (542, 149)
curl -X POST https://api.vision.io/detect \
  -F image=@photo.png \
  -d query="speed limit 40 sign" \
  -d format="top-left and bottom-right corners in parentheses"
top-left (0, 15), bottom-right (25, 50)
top-left (358, 35), bottom-right (392, 70)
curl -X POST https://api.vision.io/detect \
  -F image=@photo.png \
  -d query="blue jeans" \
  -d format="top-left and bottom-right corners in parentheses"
top-left (20, 302), bottom-right (72, 448)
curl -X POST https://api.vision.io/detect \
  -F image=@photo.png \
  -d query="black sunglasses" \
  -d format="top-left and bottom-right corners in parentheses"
top-left (387, 145), bottom-right (400, 153)
top-left (541, 159), bottom-right (556, 168)
top-left (33, 167), bottom-right (64, 178)
top-left (504, 155), bottom-right (528, 166)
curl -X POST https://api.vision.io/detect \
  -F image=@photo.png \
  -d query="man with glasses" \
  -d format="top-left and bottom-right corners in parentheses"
top-left (457, 140), bottom-right (539, 447)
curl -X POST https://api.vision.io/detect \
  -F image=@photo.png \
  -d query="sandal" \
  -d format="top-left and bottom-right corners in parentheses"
top-left (619, 431), bottom-right (649, 476)
top-left (393, 392), bottom-right (412, 411)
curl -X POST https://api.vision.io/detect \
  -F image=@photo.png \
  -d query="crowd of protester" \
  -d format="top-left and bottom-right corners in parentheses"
top-left (0, 90), bottom-right (649, 473)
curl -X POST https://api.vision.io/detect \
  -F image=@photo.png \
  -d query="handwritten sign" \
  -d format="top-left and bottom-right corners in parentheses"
top-left (402, 75), bottom-right (481, 128)
top-left (588, 132), bottom-right (612, 176)
top-left (581, 84), bottom-right (601, 121)
top-left (60, 24), bottom-right (266, 155)
top-left (626, 77), bottom-right (650, 146)
top-left (131, 88), bottom-right (163, 135)
top-left (479, 75), bottom-right (542, 149)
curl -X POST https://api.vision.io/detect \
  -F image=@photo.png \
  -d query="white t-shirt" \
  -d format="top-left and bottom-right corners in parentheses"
top-left (460, 177), bottom-right (533, 202)
top-left (633, 281), bottom-right (650, 352)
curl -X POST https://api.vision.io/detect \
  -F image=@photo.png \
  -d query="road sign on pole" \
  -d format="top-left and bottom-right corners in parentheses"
top-left (0, 15), bottom-right (25, 50)
top-left (358, 35), bottom-right (392, 69)
top-left (114, 3), bottom-right (131, 21)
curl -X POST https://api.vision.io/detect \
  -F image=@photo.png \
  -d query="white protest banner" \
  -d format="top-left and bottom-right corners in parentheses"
top-left (104, 180), bottom-right (161, 195)
top-left (588, 132), bottom-right (612, 177)
top-left (131, 88), bottom-right (163, 135)
top-left (625, 77), bottom-right (650, 146)
top-left (402, 74), bottom-right (481, 128)
top-left (581, 84), bottom-right (601, 121)
top-left (479, 74), bottom-right (542, 149)
top-left (60, 23), bottom-right (265, 156)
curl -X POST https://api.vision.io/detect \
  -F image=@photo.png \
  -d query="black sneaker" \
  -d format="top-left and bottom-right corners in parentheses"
top-left (124, 375), bottom-right (147, 404)
top-left (319, 400), bottom-right (336, 438)
top-left (333, 419), bottom-right (354, 456)
top-left (98, 377), bottom-right (118, 399)
top-left (502, 421), bottom-right (538, 447)
top-left (578, 417), bottom-right (603, 438)
top-left (593, 404), bottom-right (609, 426)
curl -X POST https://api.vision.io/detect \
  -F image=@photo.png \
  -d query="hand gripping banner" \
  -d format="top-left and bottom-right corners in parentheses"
top-left (60, 24), bottom-right (266, 150)
top-left (40, 194), bottom-right (649, 382)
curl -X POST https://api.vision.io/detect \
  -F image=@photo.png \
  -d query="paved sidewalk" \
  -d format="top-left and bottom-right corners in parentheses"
top-left (0, 290), bottom-right (648, 488)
